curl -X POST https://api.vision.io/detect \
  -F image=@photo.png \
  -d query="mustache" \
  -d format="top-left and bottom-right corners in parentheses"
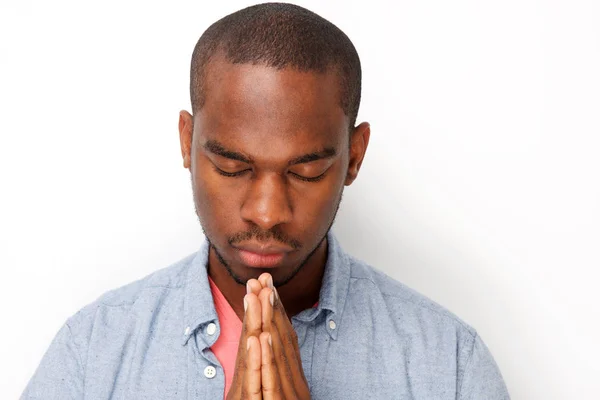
top-left (227, 226), bottom-right (302, 250)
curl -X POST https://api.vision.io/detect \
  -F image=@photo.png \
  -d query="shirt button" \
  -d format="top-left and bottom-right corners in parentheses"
top-left (329, 320), bottom-right (337, 330)
top-left (204, 365), bottom-right (217, 379)
top-left (184, 326), bottom-right (191, 335)
top-left (206, 322), bottom-right (217, 336)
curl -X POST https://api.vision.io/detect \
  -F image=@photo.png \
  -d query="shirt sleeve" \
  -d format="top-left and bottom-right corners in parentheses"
top-left (20, 322), bottom-right (84, 400)
top-left (457, 332), bottom-right (511, 400)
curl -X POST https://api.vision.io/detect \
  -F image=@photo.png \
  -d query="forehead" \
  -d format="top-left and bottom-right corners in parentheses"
top-left (194, 58), bottom-right (347, 158)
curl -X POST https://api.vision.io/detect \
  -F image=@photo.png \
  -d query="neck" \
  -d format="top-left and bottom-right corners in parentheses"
top-left (208, 237), bottom-right (329, 321)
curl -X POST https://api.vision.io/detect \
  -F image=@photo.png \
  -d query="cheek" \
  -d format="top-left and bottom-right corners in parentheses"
top-left (193, 162), bottom-right (240, 227)
top-left (291, 168), bottom-right (344, 224)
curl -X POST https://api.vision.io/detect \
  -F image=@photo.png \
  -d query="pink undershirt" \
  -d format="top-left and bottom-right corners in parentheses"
top-left (208, 277), bottom-right (318, 399)
top-left (208, 277), bottom-right (243, 398)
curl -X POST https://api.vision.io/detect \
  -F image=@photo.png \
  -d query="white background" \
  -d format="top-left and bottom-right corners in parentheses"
top-left (1, 0), bottom-right (599, 398)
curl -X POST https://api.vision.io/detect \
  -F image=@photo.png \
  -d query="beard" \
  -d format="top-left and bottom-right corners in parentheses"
top-left (192, 175), bottom-right (344, 287)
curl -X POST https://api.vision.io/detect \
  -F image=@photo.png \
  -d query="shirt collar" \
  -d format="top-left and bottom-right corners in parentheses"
top-left (181, 239), bottom-right (217, 346)
top-left (292, 229), bottom-right (350, 340)
top-left (181, 229), bottom-right (351, 345)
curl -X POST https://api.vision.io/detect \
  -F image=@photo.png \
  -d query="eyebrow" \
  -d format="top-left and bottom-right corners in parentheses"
top-left (203, 140), bottom-right (252, 163)
top-left (203, 139), bottom-right (337, 166)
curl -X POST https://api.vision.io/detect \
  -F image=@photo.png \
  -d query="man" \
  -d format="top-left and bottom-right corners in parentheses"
top-left (22, 3), bottom-right (510, 399)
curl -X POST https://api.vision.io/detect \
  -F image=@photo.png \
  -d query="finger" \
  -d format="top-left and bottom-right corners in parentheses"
top-left (258, 286), bottom-right (275, 333)
top-left (242, 336), bottom-right (262, 400)
top-left (229, 293), bottom-right (263, 399)
top-left (272, 287), bottom-right (301, 360)
top-left (259, 280), bottom-right (309, 397)
top-left (271, 287), bottom-right (310, 390)
top-left (247, 278), bottom-right (263, 296)
top-left (270, 287), bottom-right (300, 361)
top-left (242, 293), bottom-right (263, 361)
top-left (257, 273), bottom-right (274, 291)
top-left (260, 332), bottom-right (282, 400)
top-left (268, 321), bottom-right (298, 399)
top-left (244, 292), bottom-right (263, 339)
top-left (257, 287), bottom-right (296, 398)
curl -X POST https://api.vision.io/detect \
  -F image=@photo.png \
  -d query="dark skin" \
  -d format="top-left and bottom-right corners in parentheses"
top-left (178, 55), bottom-right (370, 398)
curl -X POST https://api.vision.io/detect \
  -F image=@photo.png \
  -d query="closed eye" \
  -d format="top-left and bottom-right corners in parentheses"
top-left (289, 171), bottom-right (327, 182)
top-left (213, 164), bottom-right (328, 182)
top-left (213, 165), bottom-right (250, 177)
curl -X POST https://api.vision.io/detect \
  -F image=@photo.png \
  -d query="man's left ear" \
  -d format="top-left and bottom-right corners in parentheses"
top-left (345, 122), bottom-right (371, 185)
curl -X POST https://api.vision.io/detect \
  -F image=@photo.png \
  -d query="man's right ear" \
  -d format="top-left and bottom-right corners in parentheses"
top-left (178, 110), bottom-right (193, 169)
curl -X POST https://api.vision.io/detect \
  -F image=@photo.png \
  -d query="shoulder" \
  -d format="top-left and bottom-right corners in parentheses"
top-left (337, 251), bottom-right (509, 396)
top-left (63, 251), bottom-right (197, 339)
top-left (343, 253), bottom-right (480, 380)
top-left (345, 253), bottom-right (477, 339)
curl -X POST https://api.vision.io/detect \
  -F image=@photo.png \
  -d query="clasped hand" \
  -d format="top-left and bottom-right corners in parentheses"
top-left (226, 273), bottom-right (311, 400)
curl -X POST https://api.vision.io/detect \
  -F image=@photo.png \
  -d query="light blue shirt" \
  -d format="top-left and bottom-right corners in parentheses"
top-left (21, 230), bottom-right (510, 399)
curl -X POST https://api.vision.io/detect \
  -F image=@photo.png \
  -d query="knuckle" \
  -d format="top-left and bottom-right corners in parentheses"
top-left (277, 349), bottom-right (288, 364)
top-left (283, 333), bottom-right (295, 347)
top-left (236, 354), bottom-right (244, 369)
top-left (262, 385), bottom-right (282, 396)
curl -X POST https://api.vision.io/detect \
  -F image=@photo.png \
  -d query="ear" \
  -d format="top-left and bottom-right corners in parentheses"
top-left (179, 110), bottom-right (194, 169)
top-left (344, 122), bottom-right (371, 186)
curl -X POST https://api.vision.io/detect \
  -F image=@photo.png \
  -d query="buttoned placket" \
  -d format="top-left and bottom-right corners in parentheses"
top-left (292, 304), bottom-right (340, 392)
top-left (180, 241), bottom-right (230, 398)
top-left (185, 319), bottom-right (226, 399)
top-left (181, 230), bottom-right (349, 399)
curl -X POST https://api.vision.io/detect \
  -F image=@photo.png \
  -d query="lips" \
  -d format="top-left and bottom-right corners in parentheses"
top-left (234, 242), bottom-right (294, 268)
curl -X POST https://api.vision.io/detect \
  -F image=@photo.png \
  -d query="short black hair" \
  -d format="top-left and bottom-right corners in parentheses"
top-left (190, 2), bottom-right (362, 129)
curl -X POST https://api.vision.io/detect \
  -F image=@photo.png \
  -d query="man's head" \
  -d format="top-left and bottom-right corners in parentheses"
top-left (179, 2), bottom-right (370, 286)
top-left (189, 2), bottom-right (362, 130)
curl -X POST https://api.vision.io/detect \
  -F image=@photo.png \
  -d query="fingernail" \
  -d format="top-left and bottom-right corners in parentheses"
top-left (269, 291), bottom-right (274, 306)
top-left (247, 339), bottom-right (251, 351)
top-left (268, 334), bottom-right (272, 347)
top-left (246, 281), bottom-right (251, 295)
top-left (267, 276), bottom-right (274, 290)
top-left (273, 286), bottom-right (279, 300)
top-left (244, 296), bottom-right (248, 312)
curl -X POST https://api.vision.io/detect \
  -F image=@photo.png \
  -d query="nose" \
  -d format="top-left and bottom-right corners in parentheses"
top-left (240, 173), bottom-right (293, 231)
